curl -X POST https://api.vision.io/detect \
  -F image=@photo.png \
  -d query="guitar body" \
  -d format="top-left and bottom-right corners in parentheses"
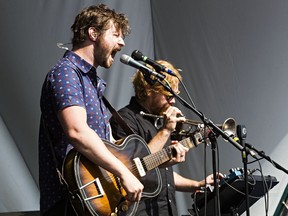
top-left (63, 134), bottom-right (162, 216)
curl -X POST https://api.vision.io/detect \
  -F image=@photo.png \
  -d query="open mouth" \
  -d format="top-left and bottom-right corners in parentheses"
top-left (111, 50), bottom-right (118, 59)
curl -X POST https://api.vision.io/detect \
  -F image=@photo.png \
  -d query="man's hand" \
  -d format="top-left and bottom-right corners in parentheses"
top-left (162, 106), bottom-right (185, 132)
top-left (205, 173), bottom-right (224, 185)
top-left (167, 140), bottom-right (189, 166)
top-left (120, 172), bottom-right (144, 201)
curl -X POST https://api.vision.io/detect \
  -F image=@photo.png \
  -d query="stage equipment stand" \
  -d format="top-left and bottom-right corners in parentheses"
top-left (237, 125), bottom-right (250, 216)
top-left (155, 77), bottom-right (288, 214)
top-left (208, 132), bottom-right (221, 216)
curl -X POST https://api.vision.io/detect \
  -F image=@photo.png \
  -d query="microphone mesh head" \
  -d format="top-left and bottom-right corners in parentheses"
top-left (131, 50), bottom-right (143, 60)
top-left (120, 54), bottom-right (130, 64)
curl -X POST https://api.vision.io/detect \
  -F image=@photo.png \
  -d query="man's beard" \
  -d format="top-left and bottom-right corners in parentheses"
top-left (93, 39), bottom-right (113, 68)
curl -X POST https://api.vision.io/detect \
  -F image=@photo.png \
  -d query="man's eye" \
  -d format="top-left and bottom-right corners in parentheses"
top-left (114, 33), bottom-right (124, 40)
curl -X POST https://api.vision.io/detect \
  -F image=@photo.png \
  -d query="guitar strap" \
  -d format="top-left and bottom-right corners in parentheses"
top-left (102, 96), bottom-right (135, 136)
top-left (71, 60), bottom-right (135, 137)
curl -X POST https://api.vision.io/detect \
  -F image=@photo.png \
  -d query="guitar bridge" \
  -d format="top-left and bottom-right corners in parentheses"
top-left (79, 177), bottom-right (105, 201)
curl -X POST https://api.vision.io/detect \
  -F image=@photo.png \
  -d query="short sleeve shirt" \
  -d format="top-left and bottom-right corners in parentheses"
top-left (38, 50), bottom-right (110, 215)
top-left (110, 97), bottom-right (178, 216)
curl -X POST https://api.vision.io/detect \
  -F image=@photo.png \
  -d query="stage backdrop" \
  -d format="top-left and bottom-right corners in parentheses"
top-left (0, 0), bottom-right (154, 213)
top-left (0, 0), bottom-right (287, 215)
top-left (151, 1), bottom-right (288, 215)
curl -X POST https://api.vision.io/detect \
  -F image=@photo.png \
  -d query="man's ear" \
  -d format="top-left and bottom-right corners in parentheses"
top-left (88, 27), bottom-right (98, 41)
top-left (145, 83), bottom-right (151, 90)
top-left (145, 84), bottom-right (152, 96)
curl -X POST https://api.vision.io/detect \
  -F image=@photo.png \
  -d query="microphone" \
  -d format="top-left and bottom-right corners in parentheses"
top-left (131, 50), bottom-right (176, 76)
top-left (236, 125), bottom-right (247, 146)
top-left (120, 54), bottom-right (166, 81)
top-left (232, 125), bottom-right (247, 146)
top-left (233, 125), bottom-right (256, 157)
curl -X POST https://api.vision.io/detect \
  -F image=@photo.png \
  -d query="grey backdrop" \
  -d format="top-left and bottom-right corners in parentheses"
top-left (0, 0), bottom-right (287, 215)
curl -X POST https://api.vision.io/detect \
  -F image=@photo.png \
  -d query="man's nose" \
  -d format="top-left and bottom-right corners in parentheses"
top-left (118, 37), bottom-right (125, 46)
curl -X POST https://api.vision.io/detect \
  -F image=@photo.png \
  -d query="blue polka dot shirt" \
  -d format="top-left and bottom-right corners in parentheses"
top-left (39, 50), bottom-right (110, 214)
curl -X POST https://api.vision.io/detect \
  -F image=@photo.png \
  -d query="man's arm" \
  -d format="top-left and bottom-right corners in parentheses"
top-left (173, 172), bottom-right (204, 192)
top-left (174, 172), bottom-right (223, 192)
top-left (58, 105), bottom-right (143, 201)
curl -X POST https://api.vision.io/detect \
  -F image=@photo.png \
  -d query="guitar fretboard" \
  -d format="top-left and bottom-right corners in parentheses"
top-left (141, 137), bottom-right (196, 172)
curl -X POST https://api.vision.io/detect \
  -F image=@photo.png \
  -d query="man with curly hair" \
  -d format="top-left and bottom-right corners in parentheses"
top-left (110, 60), bottom-right (217, 216)
top-left (39, 4), bottom-right (143, 215)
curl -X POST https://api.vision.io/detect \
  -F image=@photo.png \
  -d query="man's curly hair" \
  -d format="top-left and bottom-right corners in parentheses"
top-left (71, 4), bottom-right (131, 47)
top-left (132, 60), bottom-right (182, 101)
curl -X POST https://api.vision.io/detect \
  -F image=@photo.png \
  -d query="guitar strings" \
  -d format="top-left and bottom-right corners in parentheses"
top-left (78, 146), bottom-right (174, 196)
top-left (83, 150), bottom-right (167, 192)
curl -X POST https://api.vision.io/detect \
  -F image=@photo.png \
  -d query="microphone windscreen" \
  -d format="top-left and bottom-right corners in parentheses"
top-left (120, 54), bottom-right (130, 64)
top-left (131, 50), bottom-right (143, 61)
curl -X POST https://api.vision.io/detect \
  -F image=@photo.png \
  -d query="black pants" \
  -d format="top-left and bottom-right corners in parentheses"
top-left (43, 199), bottom-right (77, 216)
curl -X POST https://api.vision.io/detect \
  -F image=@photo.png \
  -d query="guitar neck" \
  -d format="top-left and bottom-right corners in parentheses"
top-left (142, 137), bottom-right (197, 171)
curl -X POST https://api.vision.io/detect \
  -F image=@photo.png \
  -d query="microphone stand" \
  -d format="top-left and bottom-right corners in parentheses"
top-left (155, 78), bottom-right (245, 151)
top-left (237, 125), bottom-right (250, 216)
top-left (245, 143), bottom-right (288, 175)
top-left (208, 131), bottom-right (221, 216)
top-left (155, 76), bottom-right (288, 215)
top-left (155, 78), bottom-right (256, 215)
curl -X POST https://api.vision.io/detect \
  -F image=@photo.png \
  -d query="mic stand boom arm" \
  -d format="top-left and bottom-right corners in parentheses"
top-left (156, 77), bottom-right (288, 216)
top-left (156, 78), bottom-right (256, 216)
top-left (156, 78), bottom-right (245, 152)
top-left (245, 143), bottom-right (288, 175)
top-left (153, 77), bottom-right (288, 175)
top-left (160, 78), bottom-right (288, 175)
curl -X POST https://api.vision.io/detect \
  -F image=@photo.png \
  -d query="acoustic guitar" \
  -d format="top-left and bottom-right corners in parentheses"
top-left (63, 133), bottom-right (200, 216)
